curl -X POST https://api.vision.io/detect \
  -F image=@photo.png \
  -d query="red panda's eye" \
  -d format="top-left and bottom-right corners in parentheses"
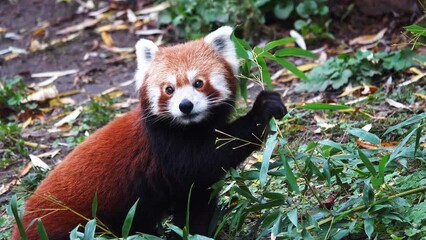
top-left (165, 86), bottom-right (174, 95)
top-left (193, 80), bottom-right (204, 89)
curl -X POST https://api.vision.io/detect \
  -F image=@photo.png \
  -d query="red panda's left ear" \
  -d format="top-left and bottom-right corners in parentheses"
top-left (204, 26), bottom-right (239, 75)
top-left (134, 39), bottom-right (158, 91)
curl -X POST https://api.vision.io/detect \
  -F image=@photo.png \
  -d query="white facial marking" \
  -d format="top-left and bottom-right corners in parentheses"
top-left (209, 72), bottom-right (230, 99)
top-left (146, 85), bottom-right (161, 114)
top-left (168, 86), bottom-right (208, 124)
top-left (186, 69), bottom-right (199, 83)
top-left (166, 75), bottom-right (177, 86)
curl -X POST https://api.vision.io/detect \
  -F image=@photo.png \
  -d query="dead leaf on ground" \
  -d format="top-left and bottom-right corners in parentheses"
top-left (135, 29), bottom-right (164, 35)
top-left (31, 22), bottom-right (50, 37)
top-left (56, 17), bottom-right (101, 35)
top-left (36, 149), bottom-right (61, 159)
top-left (29, 154), bottom-right (51, 170)
top-left (54, 106), bottom-right (83, 127)
top-left (349, 28), bottom-right (387, 45)
top-left (136, 1), bottom-right (170, 15)
top-left (23, 85), bottom-right (59, 103)
top-left (385, 98), bottom-right (410, 110)
top-left (31, 69), bottom-right (79, 87)
top-left (96, 23), bottom-right (128, 33)
top-left (29, 33), bottom-right (81, 52)
top-left (356, 138), bottom-right (399, 149)
top-left (101, 31), bottom-right (114, 46)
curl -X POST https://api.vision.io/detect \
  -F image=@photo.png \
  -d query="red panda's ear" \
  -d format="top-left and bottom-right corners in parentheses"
top-left (134, 39), bottom-right (158, 91)
top-left (204, 26), bottom-right (239, 75)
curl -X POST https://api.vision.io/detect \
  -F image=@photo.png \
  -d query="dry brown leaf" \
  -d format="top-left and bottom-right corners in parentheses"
top-left (135, 29), bottom-right (164, 36)
top-left (385, 98), bottom-right (410, 109)
top-left (100, 44), bottom-right (134, 53)
top-left (356, 138), bottom-right (399, 149)
top-left (136, 1), bottom-right (170, 15)
top-left (29, 154), bottom-right (51, 170)
top-left (31, 22), bottom-right (50, 37)
top-left (0, 27), bottom-right (7, 33)
top-left (23, 85), bottom-right (59, 103)
top-left (56, 17), bottom-right (101, 35)
top-left (36, 149), bottom-right (61, 159)
top-left (3, 53), bottom-right (20, 61)
top-left (349, 28), bottom-right (387, 45)
top-left (96, 23), bottom-right (128, 33)
top-left (397, 72), bottom-right (426, 87)
top-left (24, 141), bottom-right (49, 149)
top-left (101, 31), bottom-right (114, 46)
top-left (54, 106), bottom-right (83, 127)
top-left (415, 93), bottom-right (426, 100)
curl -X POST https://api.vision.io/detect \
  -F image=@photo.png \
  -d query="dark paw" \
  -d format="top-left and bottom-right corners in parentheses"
top-left (252, 90), bottom-right (287, 123)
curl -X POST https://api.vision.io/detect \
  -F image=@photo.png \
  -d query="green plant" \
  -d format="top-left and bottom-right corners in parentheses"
top-left (210, 108), bottom-right (426, 239)
top-left (299, 49), bottom-right (426, 92)
top-left (0, 121), bottom-right (29, 167)
top-left (0, 76), bottom-right (26, 113)
top-left (232, 35), bottom-right (316, 99)
top-left (159, 0), bottom-right (331, 41)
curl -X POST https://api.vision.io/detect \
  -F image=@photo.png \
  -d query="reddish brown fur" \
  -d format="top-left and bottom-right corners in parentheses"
top-left (11, 108), bottom-right (158, 239)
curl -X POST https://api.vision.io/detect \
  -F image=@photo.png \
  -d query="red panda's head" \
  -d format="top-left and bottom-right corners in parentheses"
top-left (134, 26), bottom-right (239, 125)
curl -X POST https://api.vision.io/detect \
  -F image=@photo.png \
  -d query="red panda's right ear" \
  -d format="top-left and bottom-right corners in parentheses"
top-left (134, 39), bottom-right (158, 91)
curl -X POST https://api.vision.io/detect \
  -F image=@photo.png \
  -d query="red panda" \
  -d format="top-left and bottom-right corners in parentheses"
top-left (11, 26), bottom-right (286, 239)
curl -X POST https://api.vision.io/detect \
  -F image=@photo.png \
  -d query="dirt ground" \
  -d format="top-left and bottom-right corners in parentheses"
top-left (0, 0), bottom-right (422, 204)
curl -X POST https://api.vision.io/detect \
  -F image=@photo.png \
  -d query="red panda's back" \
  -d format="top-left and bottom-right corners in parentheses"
top-left (12, 107), bottom-right (157, 240)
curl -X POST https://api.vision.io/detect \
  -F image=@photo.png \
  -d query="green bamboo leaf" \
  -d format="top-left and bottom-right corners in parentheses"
top-left (268, 56), bottom-right (308, 81)
top-left (348, 128), bottom-right (380, 145)
top-left (362, 180), bottom-right (374, 206)
top-left (364, 218), bottom-right (375, 239)
top-left (280, 153), bottom-right (299, 193)
top-left (388, 126), bottom-right (417, 165)
top-left (259, 132), bottom-right (278, 187)
top-left (91, 192), bottom-right (98, 218)
top-left (297, 103), bottom-right (351, 110)
top-left (378, 154), bottom-right (389, 182)
top-left (274, 48), bottom-right (317, 58)
top-left (383, 112), bottom-right (426, 135)
top-left (358, 150), bottom-right (377, 175)
top-left (10, 195), bottom-right (28, 240)
top-left (185, 184), bottom-right (194, 239)
top-left (271, 214), bottom-right (283, 239)
top-left (248, 199), bottom-right (284, 212)
top-left (37, 219), bottom-right (49, 240)
top-left (233, 186), bottom-right (258, 202)
top-left (83, 219), bottom-right (96, 240)
top-left (122, 199), bottom-right (139, 238)
top-left (263, 37), bottom-right (295, 51)
top-left (256, 56), bottom-right (273, 89)
top-left (414, 123), bottom-right (423, 157)
top-left (166, 223), bottom-right (183, 237)
top-left (231, 34), bottom-right (250, 60)
top-left (287, 208), bottom-right (298, 228)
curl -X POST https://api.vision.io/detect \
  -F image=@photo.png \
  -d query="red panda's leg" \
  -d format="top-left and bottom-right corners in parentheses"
top-left (216, 90), bottom-right (287, 168)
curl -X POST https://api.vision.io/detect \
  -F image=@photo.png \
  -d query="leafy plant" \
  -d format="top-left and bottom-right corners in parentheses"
top-left (299, 49), bottom-right (426, 92)
top-left (232, 34), bottom-right (316, 99)
top-left (159, 0), bottom-right (331, 40)
top-left (0, 76), bottom-right (27, 112)
top-left (0, 121), bottom-right (29, 167)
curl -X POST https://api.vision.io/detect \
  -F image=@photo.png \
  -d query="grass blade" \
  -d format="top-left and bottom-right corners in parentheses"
top-left (358, 150), bottom-right (377, 175)
top-left (297, 103), bottom-right (351, 110)
top-left (274, 48), bottom-right (317, 58)
top-left (91, 192), bottom-right (98, 218)
top-left (83, 219), bottom-right (96, 240)
top-left (348, 128), bottom-right (380, 145)
top-left (9, 195), bottom-right (28, 240)
top-left (36, 219), bottom-right (49, 240)
top-left (122, 199), bottom-right (139, 238)
top-left (260, 132), bottom-right (278, 187)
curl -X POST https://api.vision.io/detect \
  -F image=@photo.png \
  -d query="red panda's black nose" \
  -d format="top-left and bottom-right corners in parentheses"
top-left (179, 99), bottom-right (194, 114)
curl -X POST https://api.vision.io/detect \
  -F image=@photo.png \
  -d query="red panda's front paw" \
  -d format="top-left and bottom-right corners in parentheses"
top-left (252, 90), bottom-right (287, 124)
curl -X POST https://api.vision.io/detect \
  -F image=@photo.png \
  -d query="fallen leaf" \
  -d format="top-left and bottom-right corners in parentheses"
top-left (127, 8), bottom-right (138, 22)
top-left (5, 32), bottom-right (23, 40)
top-left (29, 154), bottom-right (51, 170)
top-left (135, 29), bottom-right (164, 35)
top-left (101, 31), bottom-right (114, 46)
top-left (385, 98), bottom-right (410, 109)
top-left (24, 141), bottom-right (49, 149)
top-left (349, 28), bottom-right (387, 45)
top-left (54, 106), bottom-right (83, 127)
top-left (136, 1), bottom-right (170, 15)
top-left (23, 85), bottom-right (59, 103)
top-left (362, 124), bottom-right (372, 132)
top-left (31, 22), bottom-right (50, 37)
top-left (36, 149), bottom-right (61, 159)
top-left (356, 138), bottom-right (399, 149)
top-left (397, 72), bottom-right (426, 87)
top-left (56, 17), bottom-right (101, 35)
top-left (290, 30), bottom-right (306, 50)
top-left (96, 23), bottom-right (128, 33)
